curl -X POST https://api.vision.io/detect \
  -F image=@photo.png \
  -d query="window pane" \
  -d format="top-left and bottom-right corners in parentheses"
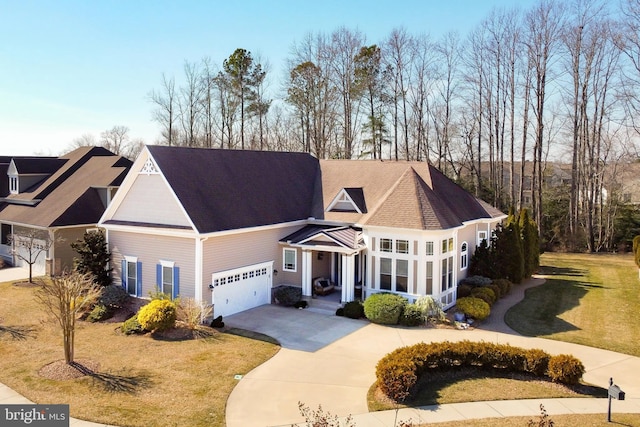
top-left (380, 238), bottom-right (393, 252)
top-left (442, 239), bottom-right (448, 254)
top-left (426, 261), bottom-right (433, 294)
top-left (284, 249), bottom-right (296, 271)
top-left (396, 259), bottom-right (408, 293)
top-left (447, 256), bottom-right (453, 289)
top-left (448, 238), bottom-right (454, 252)
top-left (441, 258), bottom-right (447, 291)
top-left (127, 261), bottom-right (136, 295)
top-left (396, 240), bottom-right (409, 254)
top-left (426, 241), bottom-right (433, 256)
top-left (380, 258), bottom-right (391, 290)
top-left (163, 265), bottom-right (173, 296)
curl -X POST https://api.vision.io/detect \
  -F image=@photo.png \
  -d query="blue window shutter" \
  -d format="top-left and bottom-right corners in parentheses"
top-left (121, 260), bottom-right (127, 291)
top-left (156, 264), bottom-right (162, 292)
top-left (173, 266), bottom-right (180, 299)
top-left (136, 261), bottom-right (142, 297)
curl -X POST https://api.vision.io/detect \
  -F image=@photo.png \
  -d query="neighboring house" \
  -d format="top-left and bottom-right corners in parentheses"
top-left (0, 147), bottom-right (132, 275)
top-left (99, 146), bottom-right (504, 317)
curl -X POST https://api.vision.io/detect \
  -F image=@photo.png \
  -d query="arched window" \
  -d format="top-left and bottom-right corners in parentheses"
top-left (460, 242), bottom-right (468, 270)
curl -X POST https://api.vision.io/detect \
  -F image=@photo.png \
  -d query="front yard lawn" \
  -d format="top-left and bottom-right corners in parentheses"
top-left (505, 253), bottom-right (640, 357)
top-left (0, 279), bottom-right (279, 427)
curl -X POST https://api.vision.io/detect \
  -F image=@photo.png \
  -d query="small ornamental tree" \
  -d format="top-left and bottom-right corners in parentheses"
top-left (35, 271), bottom-right (101, 364)
top-left (71, 229), bottom-right (112, 286)
top-left (633, 235), bottom-right (640, 279)
top-left (9, 229), bottom-right (55, 283)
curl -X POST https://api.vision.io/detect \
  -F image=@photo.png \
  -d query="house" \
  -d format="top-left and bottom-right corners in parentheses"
top-left (99, 146), bottom-right (504, 316)
top-left (0, 146), bottom-right (132, 275)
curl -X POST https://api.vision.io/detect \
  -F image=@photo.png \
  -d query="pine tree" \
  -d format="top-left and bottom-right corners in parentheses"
top-left (71, 230), bottom-right (112, 286)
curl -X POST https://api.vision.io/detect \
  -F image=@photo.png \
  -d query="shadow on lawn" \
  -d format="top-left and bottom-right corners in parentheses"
top-left (0, 325), bottom-right (35, 340)
top-left (71, 362), bottom-right (152, 394)
top-left (538, 265), bottom-right (587, 277)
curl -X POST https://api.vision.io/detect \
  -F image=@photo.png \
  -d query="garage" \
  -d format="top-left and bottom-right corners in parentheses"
top-left (211, 261), bottom-right (273, 317)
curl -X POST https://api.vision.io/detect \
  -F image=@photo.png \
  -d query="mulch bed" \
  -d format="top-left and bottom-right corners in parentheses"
top-left (39, 359), bottom-right (100, 380)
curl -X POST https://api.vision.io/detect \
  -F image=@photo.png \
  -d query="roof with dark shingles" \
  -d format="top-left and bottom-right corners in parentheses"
top-left (12, 157), bottom-right (66, 175)
top-left (0, 146), bottom-right (132, 227)
top-left (147, 146), bottom-right (324, 233)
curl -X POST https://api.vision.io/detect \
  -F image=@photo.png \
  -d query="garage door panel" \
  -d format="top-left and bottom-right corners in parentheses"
top-left (211, 261), bottom-right (272, 317)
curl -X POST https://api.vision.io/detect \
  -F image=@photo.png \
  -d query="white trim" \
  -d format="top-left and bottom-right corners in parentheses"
top-left (159, 259), bottom-right (175, 268)
top-left (326, 189), bottom-right (362, 213)
top-left (124, 255), bottom-right (138, 263)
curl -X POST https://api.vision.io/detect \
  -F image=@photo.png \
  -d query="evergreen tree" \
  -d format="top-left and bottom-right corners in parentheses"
top-left (71, 230), bottom-right (112, 287)
top-left (519, 208), bottom-right (540, 277)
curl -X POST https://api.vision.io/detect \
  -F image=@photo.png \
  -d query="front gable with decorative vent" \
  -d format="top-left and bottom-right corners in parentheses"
top-left (327, 188), bottom-right (367, 213)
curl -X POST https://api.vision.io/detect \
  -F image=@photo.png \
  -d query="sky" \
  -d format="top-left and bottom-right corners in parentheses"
top-left (0, 0), bottom-right (539, 156)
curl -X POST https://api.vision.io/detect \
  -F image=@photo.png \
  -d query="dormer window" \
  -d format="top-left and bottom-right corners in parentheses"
top-left (327, 188), bottom-right (367, 213)
top-left (9, 176), bottom-right (18, 194)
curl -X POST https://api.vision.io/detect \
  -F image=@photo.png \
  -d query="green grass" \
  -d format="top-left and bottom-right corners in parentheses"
top-left (0, 279), bottom-right (279, 427)
top-left (505, 253), bottom-right (640, 357)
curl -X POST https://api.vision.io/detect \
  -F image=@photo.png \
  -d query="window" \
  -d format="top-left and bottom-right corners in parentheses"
top-left (425, 261), bottom-right (433, 294)
top-left (478, 230), bottom-right (488, 245)
top-left (1, 223), bottom-right (10, 245)
top-left (380, 238), bottom-right (393, 252)
top-left (441, 257), bottom-right (453, 291)
top-left (441, 239), bottom-right (448, 254)
top-left (380, 258), bottom-right (392, 290)
top-left (448, 238), bottom-right (454, 252)
top-left (122, 256), bottom-right (140, 296)
top-left (426, 241), bottom-right (434, 256)
top-left (460, 242), bottom-right (468, 270)
top-left (396, 239), bottom-right (409, 254)
top-left (283, 248), bottom-right (297, 272)
top-left (9, 176), bottom-right (18, 194)
top-left (396, 259), bottom-right (408, 292)
top-left (157, 260), bottom-right (180, 299)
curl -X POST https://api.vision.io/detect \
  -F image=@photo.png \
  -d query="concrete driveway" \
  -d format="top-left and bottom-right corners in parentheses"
top-left (0, 267), bottom-right (29, 282)
top-left (224, 279), bottom-right (640, 427)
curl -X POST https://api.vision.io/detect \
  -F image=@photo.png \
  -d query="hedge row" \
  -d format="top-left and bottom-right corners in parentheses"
top-left (375, 340), bottom-right (585, 402)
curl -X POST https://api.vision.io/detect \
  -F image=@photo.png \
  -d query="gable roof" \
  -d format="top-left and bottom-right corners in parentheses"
top-left (0, 146), bottom-right (132, 227)
top-left (320, 160), bottom-right (504, 230)
top-left (146, 146), bottom-right (324, 233)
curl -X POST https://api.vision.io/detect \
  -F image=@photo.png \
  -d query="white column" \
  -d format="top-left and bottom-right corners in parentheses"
top-left (341, 254), bottom-right (355, 302)
top-left (301, 250), bottom-right (313, 297)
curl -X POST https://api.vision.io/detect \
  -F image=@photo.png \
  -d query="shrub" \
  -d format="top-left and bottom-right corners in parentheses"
top-left (335, 307), bottom-right (345, 317)
top-left (414, 295), bottom-right (445, 322)
top-left (471, 287), bottom-right (496, 305)
top-left (546, 354), bottom-right (585, 384)
top-left (273, 285), bottom-right (302, 306)
top-left (98, 285), bottom-right (129, 309)
top-left (177, 297), bottom-right (213, 329)
top-left (86, 304), bottom-right (111, 322)
top-left (149, 287), bottom-right (174, 301)
top-left (137, 299), bottom-right (177, 332)
top-left (524, 349), bottom-right (551, 377)
top-left (363, 293), bottom-right (407, 325)
top-left (455, 297), bottom-right (490, 320)
top-left (492, 279), bottom-right (512, 296)
top-left (460, 275), bottom-right (492, 287)
top-left (399, 304), bottom-right (425, 326)
top-left (343, 301), bottom-right (364, 319)
top-left (122, 315), bottom-right (145, 335)
top-left (484, 284), bottom-right (502, 299)
top-left (456, 284), bottom-right (472, 298)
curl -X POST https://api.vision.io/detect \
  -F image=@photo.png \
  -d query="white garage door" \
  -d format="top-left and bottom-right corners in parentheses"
top-left (211, 261), bottom-right (273, 317)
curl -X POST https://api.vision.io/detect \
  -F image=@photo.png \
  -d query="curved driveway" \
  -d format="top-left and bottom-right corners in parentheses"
top-left (225, 278), bottom-right (640, 427)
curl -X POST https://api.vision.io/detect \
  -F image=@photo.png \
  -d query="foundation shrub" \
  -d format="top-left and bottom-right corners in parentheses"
top-left (363, 293), bottom-right (407, 325)
top-left (399, 303), bottom-right (425, 326)
top-left (460, 275), bottom-right (492, 287)
top-left (484, 284), bottom-right (502, 299)
top-left (471, 287), bottom-right (496, 305)
top-left (455, 297), bottom-right (490, 320)
top-left (414, 295), bottom-right (446, 322)
top-left (274, 285), bottom-right (302, 306)
top-left (546, 354), bottom-right (585, 384)
top-left (376, 341), bottom-right (584, 402)
top-left (86, 304), bottom-right (111, 322)
top-left (343, 301), bottom-right (364, 319)
top-left (122, 315), bottom-right (145, 335)
top-left (98, 285), bottom-right (129, 309)
top-left (456, 284), bottom-right (473, 298)
top-left (137, 299), bottom-right (177, 332)
top-left (492, 278), bottom-right (512, 296)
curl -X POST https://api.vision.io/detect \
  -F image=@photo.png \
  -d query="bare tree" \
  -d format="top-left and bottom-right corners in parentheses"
top-left (149, 73), bottom-right (177, 146)
top-left (35, 271), bottom-right (101, 364)
top-left (178, 60), bottom-right (203, 147)
top-left (100, 125), bottom-right (130, 155)
top-left (9, 229), bottom-right (55, 283)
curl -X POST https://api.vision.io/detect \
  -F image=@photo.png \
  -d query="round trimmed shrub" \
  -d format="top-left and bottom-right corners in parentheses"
top-left (137, 299), bottom-right (177, 332)
top-left (484, 284), bottom-right (502, 299)
top-left (524, 348), bottom-right (551, 376)
top-left (363, 293), bottom-right (407, 325)
top-left (274, 285), bottom-right (302, 306)
top-left (335, 307), bottom-right (345, 317)
top-left (399, 303), bottom-right (425, 326)
top-left (546, 354), bottom-right (585, 384)
top-left (460, 275), bottom-right (492, 287)
top-left (122, 315), bottom-right (145, 335)
top-left (343, 301), bottom-right (364, 319)
top-left (471, 287), bottom-right (496, 305)
top-left (492, 279), bottom-right (512, 296)
top-left (455, 297), bottom-right (490, 321)
top-left (87, 304), bottom-right (111, 322)
top-left (456, 284), bottom-right (472, 298)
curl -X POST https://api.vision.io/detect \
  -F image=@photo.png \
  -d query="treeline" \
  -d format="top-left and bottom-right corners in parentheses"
top-left (147, 0), bottom-right (640, 252)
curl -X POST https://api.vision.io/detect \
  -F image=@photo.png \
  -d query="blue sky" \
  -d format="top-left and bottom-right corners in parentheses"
top-left (0, 0), bottom-right (537, 156)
